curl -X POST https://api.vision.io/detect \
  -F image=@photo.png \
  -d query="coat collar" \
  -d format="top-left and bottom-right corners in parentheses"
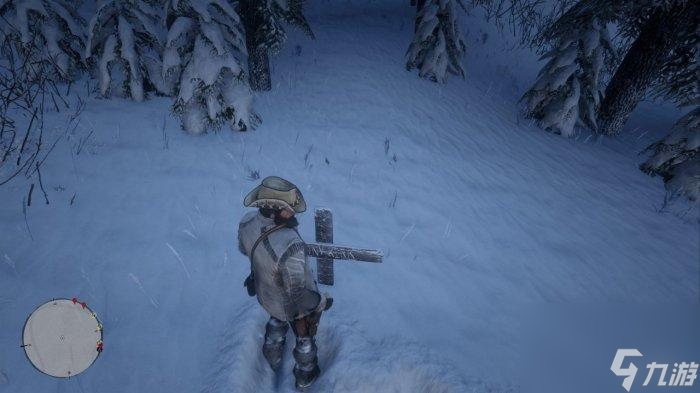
top-left (257, 211), bottom-right (276, 228)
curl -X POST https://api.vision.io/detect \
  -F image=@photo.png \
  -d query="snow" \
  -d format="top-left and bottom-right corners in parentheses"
top-left (222, 79), bottom-right (256, 131)
top-left (134, 4), bottom-right (165, 45)
top-left (86, 1), bottom-right (166, 100)
top-left (542, 62), bottom-right (576, 91)
top-left (41, 19), bottom-right (70, 76)
top-left (85, 2), bottom-right (106, 59)
top-left (581, 25), bottom-right (599, 56)
top-left (48, 0), bottom-right (83, 38)
top-left (176, 35), bottom-right (240, 101)
top-left (15, 0), bottom-right (49, 44)
top-left (166, 16), bottom-right (195, 48)
top-left (118, 15), bottom-right (144, 102)
top-left (641, 107), bottom-right (700, 202)
top-left (163, 43), bottom-right (184, 78)
top-left (210, 0), bottom-right (242, 23)
top-left (99, 34), bottom-right (118, 96)
top-left (143, 55), bottom-right (171, 96)
top-left (201, 22), bottom-right (226, 56)
top-left (9, 0), bottom-right (83, 79)
top-left (0, 1), bottom-right (698, 392)
top-left (540, 78), bottom-right (579, 136)
top-left (548, 45), bottom-right (577, 71)
top-left (523, 13), bottom-right (612, 137)
top-left (190, 0), bottom-right (213, 23)
top-left (169, 2), bottom-right (250, 134)
top-left (667, 158), bottom-right (699, 202)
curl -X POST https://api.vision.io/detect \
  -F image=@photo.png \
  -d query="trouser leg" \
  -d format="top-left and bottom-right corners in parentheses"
top-left (262, 316), bottom-right (289, 371)
top-left (290, 311), bottom-right (322, 389)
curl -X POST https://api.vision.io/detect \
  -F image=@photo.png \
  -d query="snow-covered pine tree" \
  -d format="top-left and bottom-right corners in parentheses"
top-left (522, 16), bottom-right (614, 137)
top-left (640, 21), bottom-right (698, 204)
top-left (640, 107), bottom-right (699, 202)
top-left (406, 0), bottom-right (467, 83)
top-left (597, 0), bottom-right (699, 136)
top-left (85, 0), bottom-right (169, 101)
top-left (238, 0), bottom-right (314, 91)
top-left (651, 20), bottom-right (698, 108)
top-left (163, 0), bottom-right (259, 134)
top-left (0, 0), bottom-right (85, 80)
top-left (509, 0), bottom-right (697, 137)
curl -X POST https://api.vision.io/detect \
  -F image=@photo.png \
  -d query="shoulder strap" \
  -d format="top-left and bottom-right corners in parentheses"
top-left (249, 223), bottom-right (287, 267)
top-left (291, 227), bottom-right (305, 244)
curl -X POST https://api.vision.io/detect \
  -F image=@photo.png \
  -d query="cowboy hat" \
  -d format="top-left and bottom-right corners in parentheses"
top-left (244, 176), bottom-right (307, 213)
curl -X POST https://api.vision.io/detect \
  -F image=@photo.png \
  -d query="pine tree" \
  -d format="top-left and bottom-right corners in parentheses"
top-left (639, 11), bottom-right (699, 203)
top-left (514, 0), bottom-right (699, 139)
top-left (163, 0), bottom-right (259, 134)
top-left (0, 0), bottom-right (85, 80)
top-left (651, 23), bottom-right (698, 108)
top-left (238, 0), bottom-right (313, 91)
top-left (640, 107), bottom-right (700, 202)
top-left (85, 0), bottom-right (169, 101)
top-left (406, 0), bottom-right (467, 83)
top-left (522, 16), bottom-right (614, 137)
top-left (597, 0), bottom-right (699, 136)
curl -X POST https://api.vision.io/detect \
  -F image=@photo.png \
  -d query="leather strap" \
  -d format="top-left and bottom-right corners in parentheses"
top-left (250, 223), bottom-right (287, 268)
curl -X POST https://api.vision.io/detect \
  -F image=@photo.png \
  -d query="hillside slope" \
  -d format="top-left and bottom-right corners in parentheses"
top-left (0, 1), bottom-right (697, 392)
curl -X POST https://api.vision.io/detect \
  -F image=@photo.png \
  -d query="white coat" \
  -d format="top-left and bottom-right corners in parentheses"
top-left (238, 211), bottom-right (321, 321)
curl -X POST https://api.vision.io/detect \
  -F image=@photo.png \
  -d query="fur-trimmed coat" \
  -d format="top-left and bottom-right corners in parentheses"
top-left (238, 211), bottom-right (320, 321)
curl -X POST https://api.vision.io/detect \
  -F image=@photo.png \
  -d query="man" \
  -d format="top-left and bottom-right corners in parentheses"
top-left (238, 176), bottom-right (332, 390)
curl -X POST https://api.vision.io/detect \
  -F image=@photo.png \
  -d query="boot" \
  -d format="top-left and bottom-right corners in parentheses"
top-left (262, 317), bottom-right (288, 371)
top-left (292, 336), bottom-right (320, 390)
top-left (293, 364), bottom-right (320, 390)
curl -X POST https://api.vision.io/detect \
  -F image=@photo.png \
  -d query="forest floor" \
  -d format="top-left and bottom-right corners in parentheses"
top-left (0, 1), bottom-right (697, 392)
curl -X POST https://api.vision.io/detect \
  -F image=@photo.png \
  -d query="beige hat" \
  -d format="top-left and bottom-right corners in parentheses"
top-left (244, 176), bottom-right (307, 213)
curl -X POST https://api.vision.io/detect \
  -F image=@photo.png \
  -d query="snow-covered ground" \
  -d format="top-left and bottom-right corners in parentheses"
top-left (0, 1), bottom-right (697, 392)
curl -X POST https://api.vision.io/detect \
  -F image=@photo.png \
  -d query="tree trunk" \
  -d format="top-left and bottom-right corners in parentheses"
top-left (239, 0), bottom-right (271, 92)
top-left (247, 45), bottom-right (271, 91)
top-left (598, 1), bottom-right (697, 136)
